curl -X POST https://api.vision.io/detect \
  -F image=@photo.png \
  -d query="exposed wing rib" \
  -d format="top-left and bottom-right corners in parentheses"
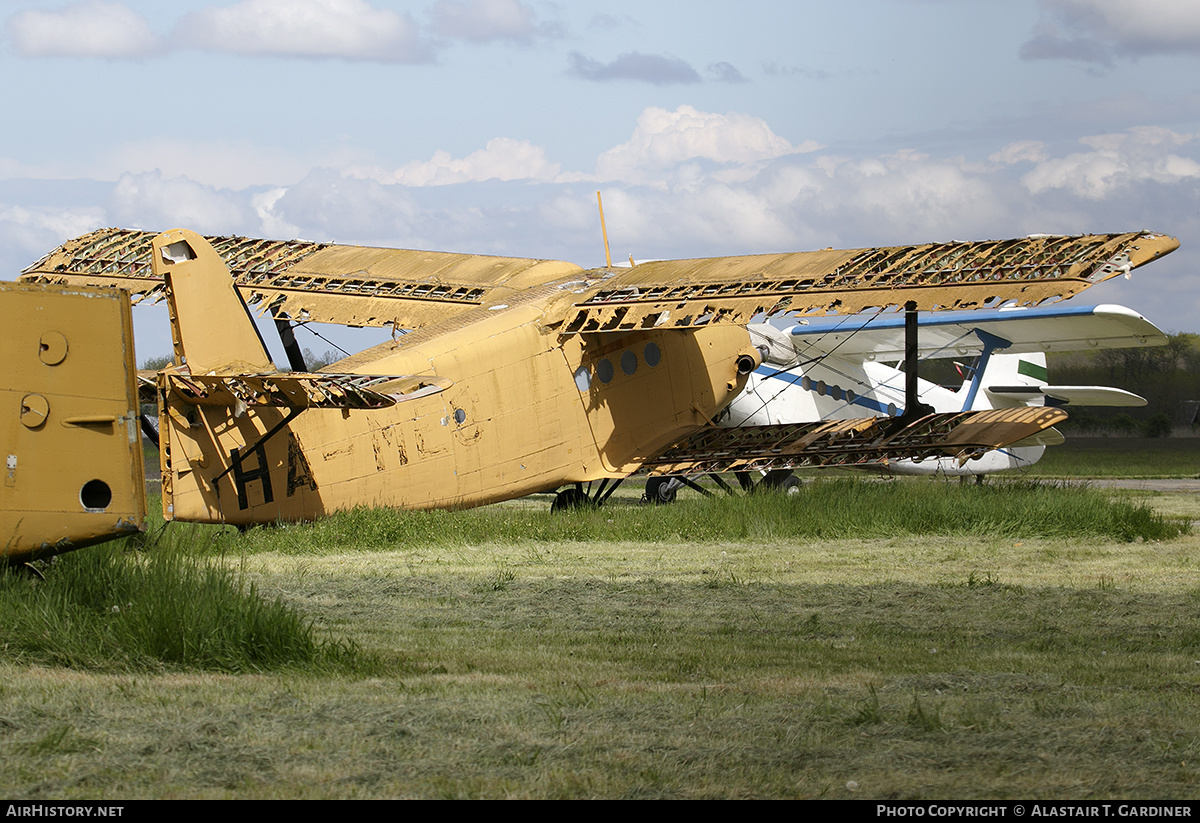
top-left (643, 408), bottom-right (1067, 474)
top-left (561, 232), bottom-right (1177, 332)
top-left (162, 371), bottom-right (450, 410)
top-left (23, 229), bottom-right (1177, 334)
top-left (20, 228), bottom-right (583, 329)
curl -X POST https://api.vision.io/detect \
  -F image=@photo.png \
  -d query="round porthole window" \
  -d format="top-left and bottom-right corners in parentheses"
top-left (597, 359), bottom-right (614, 384)
top-left (621, 350), bottom-right (637, 376)
top-left (80, 479), bottom-right (112, 511)
top-left (644, 342), bottom-right (661, 367)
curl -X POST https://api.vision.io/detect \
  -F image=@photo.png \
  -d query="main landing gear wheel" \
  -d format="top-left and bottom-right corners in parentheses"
top-left (644, 476), bottom-right (679, 504)
top-left (550, 479), bottom-right (624, 512)
top-left (759, 470), bottom-right (801, 496)
top-left (551, 486), bottom-right (592, 512)
top-left (775, 474), bottom-right (802, 496)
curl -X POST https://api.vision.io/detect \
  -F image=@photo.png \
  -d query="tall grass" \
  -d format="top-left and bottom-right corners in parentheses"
top-left (234, 478), bottom-right (1186, 554)
top-left (0, 525), bottom-right (373, 674)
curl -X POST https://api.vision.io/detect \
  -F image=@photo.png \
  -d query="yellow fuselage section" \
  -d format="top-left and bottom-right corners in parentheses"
top-left (160, 299), bottom-right (754, 525)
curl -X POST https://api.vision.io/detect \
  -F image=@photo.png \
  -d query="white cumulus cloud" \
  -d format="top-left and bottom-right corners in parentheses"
top-left (0, 205), bottom-right (105, 265)
top-left (107, 172), bottom-right (252, 234)
top-left (352, 138), bottom-right (563, 186)
top-left (177, 0), bottom-right (432, 63)
top-left (102, 138), bottom-right (323, 190)
top-left (594, 105), bottom-right (820, 187)
top-left (1021, 127), bottom-right (1200, 199)
top-left (6, 1), bottom-right (163, 59)
top-left (990, 141), bottom-right (1050, 166)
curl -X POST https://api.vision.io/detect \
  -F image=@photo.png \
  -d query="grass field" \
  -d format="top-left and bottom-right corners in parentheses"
top-left (1027, 436), bottom-right (1200, 478)
top-left (3, 471), bottom-right (1200, 799)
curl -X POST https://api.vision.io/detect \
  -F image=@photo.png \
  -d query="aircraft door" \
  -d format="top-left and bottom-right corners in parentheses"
top-left (1, 282), bottom-right (146, 562)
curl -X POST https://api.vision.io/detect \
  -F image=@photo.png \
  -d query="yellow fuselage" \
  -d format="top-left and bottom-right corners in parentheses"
top-left (160, 296), bottom-right (754, 525)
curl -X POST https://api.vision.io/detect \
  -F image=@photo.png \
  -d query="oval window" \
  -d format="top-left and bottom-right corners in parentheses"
top-left (597, 359), bottom-right (614, 384)
top-left (621, 350), bottom-right (638, 376)
top-left (574, 366), bottom-right (591, 391)
top-left (644, 342), bottom-right (661, 367)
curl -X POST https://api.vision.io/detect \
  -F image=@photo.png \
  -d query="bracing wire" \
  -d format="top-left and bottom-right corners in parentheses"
top-left (729, 311), bottom-right (890, 426)
top-left (292, 321), bottom-right (353, 359)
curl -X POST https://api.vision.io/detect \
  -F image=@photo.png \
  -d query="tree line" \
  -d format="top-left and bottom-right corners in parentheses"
top-left (1048, 332), bottom-right (1200, 436)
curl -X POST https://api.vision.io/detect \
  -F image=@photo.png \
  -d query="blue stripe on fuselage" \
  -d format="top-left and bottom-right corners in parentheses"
top-left (755, 366), bottom-right (897, 415)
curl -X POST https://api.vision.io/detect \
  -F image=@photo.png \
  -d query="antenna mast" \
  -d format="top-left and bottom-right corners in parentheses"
top-left (596, 191), bottom-right (612, 268)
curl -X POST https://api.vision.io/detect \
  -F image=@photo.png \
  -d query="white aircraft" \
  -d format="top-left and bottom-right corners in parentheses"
top-left (645, 304), bottom-right (1166, 501)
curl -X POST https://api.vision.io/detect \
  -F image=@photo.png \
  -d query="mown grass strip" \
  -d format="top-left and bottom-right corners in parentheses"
top-left (3, 479), bottom-right (1178, 675)
top-left (1027, 437), bottom-right (1200, 478)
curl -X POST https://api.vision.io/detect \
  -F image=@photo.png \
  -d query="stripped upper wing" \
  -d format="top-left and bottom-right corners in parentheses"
top-left (558, 232), bottom-right (1178, 333)
top-left (19, 228), bottom-right (583, 330)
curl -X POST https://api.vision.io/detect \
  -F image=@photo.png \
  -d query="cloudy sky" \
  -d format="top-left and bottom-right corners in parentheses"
top-left (2, 0), bottom-right (1199, 360)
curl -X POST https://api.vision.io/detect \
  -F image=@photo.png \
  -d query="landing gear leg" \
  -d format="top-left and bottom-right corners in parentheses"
top-left (551, 478), bottom-right (625, 511)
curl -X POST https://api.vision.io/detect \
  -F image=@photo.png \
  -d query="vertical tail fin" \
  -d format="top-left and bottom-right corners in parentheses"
top-left (968, 352), bottom-right (1047, 410)
top-left (152, 229), bottom-right (274, 374)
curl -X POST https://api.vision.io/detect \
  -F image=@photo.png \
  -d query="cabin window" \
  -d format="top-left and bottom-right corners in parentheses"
top-left (621, 350), bottom-right (638, 376)
top-left (644, 342), bottom-right (661, 367)
top-left (574, 366), bottom-right (591, 391)
top-left (596, 359), bottom-right (614, 384)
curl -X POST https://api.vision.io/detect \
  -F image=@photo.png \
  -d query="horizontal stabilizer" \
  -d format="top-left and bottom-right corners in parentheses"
top-left (986, 385), bottom-right (1147, 407)
top-left (643, 407), bottom-right (1066, 475)
top-left (1007, 427), bottom-right (1066, 448)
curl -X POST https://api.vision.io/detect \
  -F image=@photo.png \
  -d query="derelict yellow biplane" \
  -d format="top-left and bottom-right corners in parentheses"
top-left (1, 221), bottom-right (1178, 561)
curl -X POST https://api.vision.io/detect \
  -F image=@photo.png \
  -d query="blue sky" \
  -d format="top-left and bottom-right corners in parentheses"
top-left (2, 0), bottom-right (1199, 361)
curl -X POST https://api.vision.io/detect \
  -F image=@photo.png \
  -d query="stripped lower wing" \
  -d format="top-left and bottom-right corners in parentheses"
top-left (643, 408), bottom-right (1068, 474)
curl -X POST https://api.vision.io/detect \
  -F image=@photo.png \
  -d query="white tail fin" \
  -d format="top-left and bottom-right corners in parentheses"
top-left (970, 352), bottom-right (1047, 410)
